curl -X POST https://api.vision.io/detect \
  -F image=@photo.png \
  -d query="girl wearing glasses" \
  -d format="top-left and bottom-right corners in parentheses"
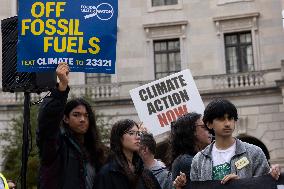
top-left (94, 119), bottom-right (161, 189)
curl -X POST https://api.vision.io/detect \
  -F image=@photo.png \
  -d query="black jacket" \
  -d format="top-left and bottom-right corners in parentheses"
top-left (37, 87), bottom-right (93, 189)
top-left (94, 159), bottom-right (161, 189)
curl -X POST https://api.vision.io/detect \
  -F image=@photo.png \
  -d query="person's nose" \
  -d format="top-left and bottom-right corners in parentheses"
top-left (224, 118), bottom-right (231, 127)
top-left (79, 115), bottom-right (86, 122)
top-left (136, 133), bottom-right (141, 140)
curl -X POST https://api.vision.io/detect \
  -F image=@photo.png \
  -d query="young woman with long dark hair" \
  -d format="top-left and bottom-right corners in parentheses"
top-left (94, 119), bottom-right (161, 189)
top-left (170, 112), bottom-right (212, 181)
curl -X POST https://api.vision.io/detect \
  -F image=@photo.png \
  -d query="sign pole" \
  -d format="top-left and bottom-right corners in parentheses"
top-left (21, 92), bottom-right (30, 189)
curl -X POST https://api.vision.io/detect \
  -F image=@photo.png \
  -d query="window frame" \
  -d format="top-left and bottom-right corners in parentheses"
top-left (153, 38), bottom-right (181, 79)
top-left (224, 31), bottom-right (254, 74)
top-left (151, 0), bottom-right (178, 7)
top-left (147, 0), bottom-right (182, 12)
top-left (213, 13), bottom-right (260, 73)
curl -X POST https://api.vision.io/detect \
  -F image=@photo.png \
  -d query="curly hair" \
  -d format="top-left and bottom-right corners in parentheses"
top-left (63, 98), bottom-right (106, 171)
top-left (170, 112), bottom-right (202, 163)
top-left (203, 98), bottom-right (238, 125)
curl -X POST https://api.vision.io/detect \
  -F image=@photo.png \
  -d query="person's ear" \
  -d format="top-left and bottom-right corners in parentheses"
top-left (63, 115), bottom-right (69, 124)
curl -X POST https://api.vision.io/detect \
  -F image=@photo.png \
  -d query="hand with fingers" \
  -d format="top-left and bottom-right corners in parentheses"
top-left (56, 62), bottom-right (70, 91)
top-left (221, 173), bottom-right (240, 184)
top-left (7, 180), bottom-right (16, 189)
top-left (269, 164), bottom-right (281, 180)
top-left (173, 171), bottom-right (187, 189)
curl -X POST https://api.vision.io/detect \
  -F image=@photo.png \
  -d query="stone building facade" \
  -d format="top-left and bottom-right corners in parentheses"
top-left (0, 0), bottom-right (284, 169)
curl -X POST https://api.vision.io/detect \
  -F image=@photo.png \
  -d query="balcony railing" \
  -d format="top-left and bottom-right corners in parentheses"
top-left (0, 83), bottom-right (120, 106)
top-left (0, 69), bottom-right (281, 106)
top-left (213, 71), bottom-right (265, 89)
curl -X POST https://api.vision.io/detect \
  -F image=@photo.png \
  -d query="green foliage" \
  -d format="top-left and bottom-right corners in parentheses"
top-left (95, 113), bottom-right (112, 145)
top-left (0, 105), bottom-right (40, 188)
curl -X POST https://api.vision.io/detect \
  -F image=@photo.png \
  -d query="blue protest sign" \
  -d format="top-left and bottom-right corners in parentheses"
top-left (17, 0), bottom-right (118, 73)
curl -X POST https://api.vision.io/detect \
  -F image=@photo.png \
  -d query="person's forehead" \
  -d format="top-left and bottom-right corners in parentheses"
top-left (71, 105), bottom-right (87, 112)
top-left (128, 127), bottom-right (139, 131)
top-left (196, 118), bottom-right (203, 123)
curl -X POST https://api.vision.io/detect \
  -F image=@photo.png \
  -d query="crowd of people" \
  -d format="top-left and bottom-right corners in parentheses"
top-left (2, 63), bottom-right (281, 189)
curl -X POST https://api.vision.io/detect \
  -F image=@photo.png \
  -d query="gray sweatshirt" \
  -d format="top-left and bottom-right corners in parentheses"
top-left (150, 160), bottom-right (173, 189)
top-left (190, 138), bottom-right (270, 181)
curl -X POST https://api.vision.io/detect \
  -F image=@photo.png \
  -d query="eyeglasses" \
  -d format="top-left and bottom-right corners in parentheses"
top-left (125, 130), bottom-right (142, 137)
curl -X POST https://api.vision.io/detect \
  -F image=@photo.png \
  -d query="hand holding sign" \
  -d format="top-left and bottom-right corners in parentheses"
top-left (56, 63), bottom-right (70, 91)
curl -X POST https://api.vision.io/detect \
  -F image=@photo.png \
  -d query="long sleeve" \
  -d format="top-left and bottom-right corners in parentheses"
top-left (36, 86), bottom-right (70, 164)
top-left (251, 146), bottom-right (270, 177)
top-left (172, 154), bottom-right (193, 181)
top-left (189, 152), bottom-right (201, 181)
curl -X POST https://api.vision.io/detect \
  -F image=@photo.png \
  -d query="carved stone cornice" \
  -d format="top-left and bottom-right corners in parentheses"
top-left (143, 20), bottom-right (188, 39)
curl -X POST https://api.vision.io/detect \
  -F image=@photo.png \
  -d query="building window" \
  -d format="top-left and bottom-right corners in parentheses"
top-left (224, 32), bottom-right (254, 74)
top-left (154, 39), bottom-right (181, 79)
top-left (152, 0), bottom-right (178, 6)
top-left (85, 73), bottom-right (111, 84)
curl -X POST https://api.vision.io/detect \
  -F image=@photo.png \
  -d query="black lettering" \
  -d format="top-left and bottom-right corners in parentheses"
top-left (171, 76), bottom-right (181, 89)
top-left (167, 95), bottom-right (175, 107)
top-left (160, 96), bottom-right (170, 109)
top-left (139, 89), bottom-right (148, 101)
top-left (166, 79), bottom-right (176, 91)
top-left (178, 75), bottom-right (187, 87)
top-left (151, 85), bottom-right (158, 97)
top-left (179, 89), bottom-right (190, 102)
top-left (147, 102), bottom-right (156, 115)
top-left (153, 99), bottom-right (163, 111)
top-left (172, 93), bottom-right (182, 105)
top-left (146, 87), bottom-right (155, 99)
top-left (155, 82), bottom-right (168, 95)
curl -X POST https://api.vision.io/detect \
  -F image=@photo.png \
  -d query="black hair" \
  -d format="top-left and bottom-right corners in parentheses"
top-left (203, 98), bottom-right (238, 125)
top-left (170, 112), bottom-right (202, 163)
top-left (110, 119), bottom-right (143, 188)
top-left (140, 133), bottom-right (156, 155)
top-left (63, 98), bottom-right (106, 170)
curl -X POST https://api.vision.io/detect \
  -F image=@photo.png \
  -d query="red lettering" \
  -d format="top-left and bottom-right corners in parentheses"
top-left (173, 105), bottom-right (188, 117)
top-left (156, 104), bottom-right (189, 128)
top-left (157, 113), bottom-right (168, 127)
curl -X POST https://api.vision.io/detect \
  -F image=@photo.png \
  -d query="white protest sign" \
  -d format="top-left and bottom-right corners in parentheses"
top-left (130, 69), bottom-right (204, 136)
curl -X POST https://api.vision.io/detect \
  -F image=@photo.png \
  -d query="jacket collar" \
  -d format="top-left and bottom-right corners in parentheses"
top-left (201, 138), bottom-right (246, 158)
top-left (60, 126), bottom-right (83, 154)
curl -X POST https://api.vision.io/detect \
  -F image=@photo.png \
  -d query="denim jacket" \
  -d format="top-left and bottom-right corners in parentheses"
top-left (190, 138), bottom-right (270, 181)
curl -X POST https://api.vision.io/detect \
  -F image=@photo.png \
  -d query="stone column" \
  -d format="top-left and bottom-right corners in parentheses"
top-left (276, 60), bottom-right (284, 106)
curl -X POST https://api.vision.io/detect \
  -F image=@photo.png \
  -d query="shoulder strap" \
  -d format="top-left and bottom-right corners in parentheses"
top-left (0, 173), bottom-right (9, 189)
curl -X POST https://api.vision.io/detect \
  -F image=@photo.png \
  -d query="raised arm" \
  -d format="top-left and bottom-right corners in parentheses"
top-left (36, 63), bottom-right (70, 161)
